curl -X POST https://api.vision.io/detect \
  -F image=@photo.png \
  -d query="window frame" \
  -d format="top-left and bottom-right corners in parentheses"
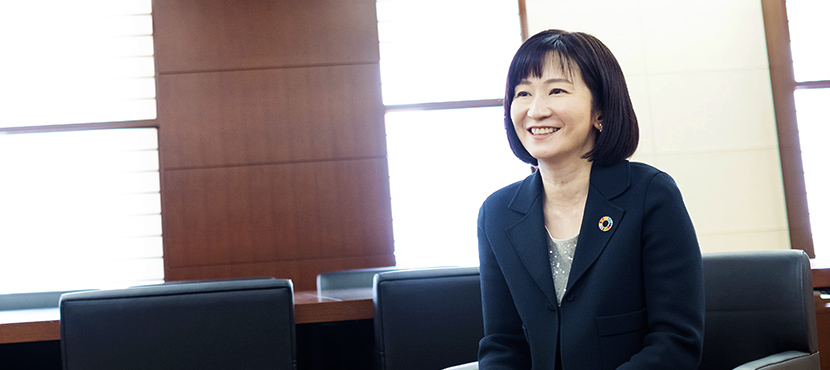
top-left (0, 120), bottom-right (157, 135)
top-left (761, 0), bottom-right (821, 257)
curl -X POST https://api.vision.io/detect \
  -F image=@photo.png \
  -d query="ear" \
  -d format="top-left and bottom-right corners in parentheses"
top-left (593, 113), bottom-right (603, 131)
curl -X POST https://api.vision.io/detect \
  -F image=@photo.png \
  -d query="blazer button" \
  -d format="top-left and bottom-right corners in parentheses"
top-left (545, 303), bottom-right (556, 311)
top-left (565, 295), bottom-right (574, 302)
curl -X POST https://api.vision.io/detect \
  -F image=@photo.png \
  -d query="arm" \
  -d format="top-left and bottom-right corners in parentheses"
top-left (620, 172), bottom-right (705, 370)
top-left (477, 204), bottom-right (532, 369)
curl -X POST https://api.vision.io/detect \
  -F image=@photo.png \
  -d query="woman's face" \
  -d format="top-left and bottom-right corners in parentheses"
top-left (511, 54), bottom-right (601, 167)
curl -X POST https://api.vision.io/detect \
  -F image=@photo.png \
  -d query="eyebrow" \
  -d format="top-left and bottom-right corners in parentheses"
top-left (517, 77), bottom-right (574, 85)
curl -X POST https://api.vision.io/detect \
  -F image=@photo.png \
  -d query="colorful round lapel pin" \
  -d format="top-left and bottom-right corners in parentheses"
top-left (598, 216), bottom-right (613, 232)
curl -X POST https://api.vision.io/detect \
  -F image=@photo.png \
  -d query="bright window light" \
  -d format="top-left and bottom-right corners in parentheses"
top-left (385, 108), bottom-right (530, 267)
top-left (0, 0), bottom-right (155, 128)
top-left (0, 129), bottom-right (163, 294)
top-left (786, 1), bottom-right (830, 259)
top-left (0, 0), bottom-right (161, 295)
top-left (794, 88), bottom-right (830, 257)
top-left (376, 0), bottom-right (521, 105)
top-left (787, 1), bottom-right (830, 82)
top-left (377, 0), bottom-right (524, 267)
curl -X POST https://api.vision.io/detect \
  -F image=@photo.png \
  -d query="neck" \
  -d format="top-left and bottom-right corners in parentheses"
top-left (538, 157), bottom-right (593, 205)
top-left (538, 157), bottom-right (593, 239)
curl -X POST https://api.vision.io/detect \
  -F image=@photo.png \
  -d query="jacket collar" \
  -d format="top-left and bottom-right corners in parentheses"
top-left (505, 161), bottom-right (630, 305)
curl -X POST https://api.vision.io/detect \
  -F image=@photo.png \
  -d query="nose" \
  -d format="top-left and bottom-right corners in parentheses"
top-left (527, 96), bottom-right (551, 120)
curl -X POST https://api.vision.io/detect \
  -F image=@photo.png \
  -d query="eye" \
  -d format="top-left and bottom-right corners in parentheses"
top-left (515, 91), bottom-right (530, 98)
top-left (550, 88), bottom-right (567, 95)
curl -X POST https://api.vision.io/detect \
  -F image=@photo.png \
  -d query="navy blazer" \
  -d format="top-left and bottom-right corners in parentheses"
top-left (478, 161), bottom-right (704, 369)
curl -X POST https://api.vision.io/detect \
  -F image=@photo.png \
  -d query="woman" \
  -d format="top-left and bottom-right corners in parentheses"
top-left (477, 29), bottom-right (704, 369)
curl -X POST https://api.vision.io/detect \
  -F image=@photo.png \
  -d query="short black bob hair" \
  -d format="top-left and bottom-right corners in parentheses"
top-left (504, 29), bottom-right (639, 167)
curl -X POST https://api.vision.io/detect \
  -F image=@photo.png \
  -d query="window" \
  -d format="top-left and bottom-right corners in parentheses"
top-left (376, 0), bottom-right (528, 267)
top-left (787, 1), bottom-right (830, 257)
top-left (763, 0), bottom-right (830, 258)
top-left (0, 0), bottom-right (161, 295)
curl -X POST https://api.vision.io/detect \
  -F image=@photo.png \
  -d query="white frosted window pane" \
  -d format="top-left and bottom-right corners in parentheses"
top-left (794, 88), bottom-right (830, 257)
top-left (787, 1), bottom-right (830, 82)
top-left (385, 107), bottom-right (530, 267)
top-left (0, 3), bottom-right (155, 129)
top-left (0, 128), bottom-right (163, 294)
top-left (376, 0), bottom-right (522, 105)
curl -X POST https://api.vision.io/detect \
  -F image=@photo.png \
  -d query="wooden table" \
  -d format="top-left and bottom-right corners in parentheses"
top-left (0, 288), bottom-right (373, 345)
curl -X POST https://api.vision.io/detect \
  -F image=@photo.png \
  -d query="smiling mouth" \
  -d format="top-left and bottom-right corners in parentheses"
top-left (530, 127), bottom-right (559, 135)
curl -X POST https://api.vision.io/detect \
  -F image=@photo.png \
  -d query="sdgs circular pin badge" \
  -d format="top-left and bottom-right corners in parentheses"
top-left (598, 216), bottom-right (613, 232)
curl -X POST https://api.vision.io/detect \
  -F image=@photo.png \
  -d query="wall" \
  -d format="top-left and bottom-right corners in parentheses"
top-left (153, 0), bottom-right (395, 291)
top-left (525, 0), bottom-right (790, 253)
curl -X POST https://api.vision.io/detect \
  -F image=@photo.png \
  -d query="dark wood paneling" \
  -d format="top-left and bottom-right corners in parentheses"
top-left (162, 158), bottom-right (394, 268)
top-left (166, 255), bottom-right (396, 291)
top-left (153, 0), bottom-right (380, 74)
top-left (154, 0), bottom-right (393, 291)
top-left (157, 64), bottom-right (386, 169)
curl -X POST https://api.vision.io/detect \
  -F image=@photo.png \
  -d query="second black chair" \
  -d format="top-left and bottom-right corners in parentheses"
top-left (373, 266), bottom-right (483, 370)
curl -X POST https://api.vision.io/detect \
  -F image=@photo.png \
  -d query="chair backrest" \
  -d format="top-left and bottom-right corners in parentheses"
top-left (700, 250), bottom-right (818, 369)
top-left (316, 266), bottom-right (404, 294)
top-left (60, 278), bottom-right (296, 370)
top-left (373, 266), bottom-right (483, 370)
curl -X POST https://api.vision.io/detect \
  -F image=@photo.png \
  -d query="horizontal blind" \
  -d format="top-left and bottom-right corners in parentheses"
top-left (0, 0), bottom-right (155, 128)
top-left (0, 0), bottom-right (162, 295)
top-left (0, 129), bottom-right (163, 294)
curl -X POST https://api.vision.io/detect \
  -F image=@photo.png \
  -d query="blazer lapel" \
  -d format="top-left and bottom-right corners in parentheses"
top-left (566, 161), bottom-right (630, 293)
top-left (504, 172), bottom-right (558, 305)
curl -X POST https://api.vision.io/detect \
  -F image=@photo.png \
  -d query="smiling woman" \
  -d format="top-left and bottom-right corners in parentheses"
top-left (477, 29), bottom-right (704, 369)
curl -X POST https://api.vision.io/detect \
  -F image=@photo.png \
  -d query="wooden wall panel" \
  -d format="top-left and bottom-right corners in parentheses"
top-left (154, 0), bottom-right (394, 292)
top-left (157, 64), bottom-right (386, 169)
top-left (153, 0), bottom-right (380, 73)
top-left (163, 158), bottom-right (394, 268)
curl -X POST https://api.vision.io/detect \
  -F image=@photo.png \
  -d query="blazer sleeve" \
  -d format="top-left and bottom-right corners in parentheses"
top-left (477, 203), bottom-right (532, 369)
top-left (620, 172), bottom-right (705, 369)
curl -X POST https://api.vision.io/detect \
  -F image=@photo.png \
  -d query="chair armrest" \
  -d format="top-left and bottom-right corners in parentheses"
top-left (733, 350), bottom-right (819, 370)
top-left (443, 362), bottom-right (479, 370)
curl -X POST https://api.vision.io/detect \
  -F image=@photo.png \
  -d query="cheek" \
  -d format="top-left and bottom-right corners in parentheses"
top-left (510, 103), bottom-right (524, 129)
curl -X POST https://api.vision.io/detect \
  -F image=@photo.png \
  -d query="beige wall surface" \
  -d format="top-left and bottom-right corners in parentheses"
top-left (525, 0), bottom-right (790, 253)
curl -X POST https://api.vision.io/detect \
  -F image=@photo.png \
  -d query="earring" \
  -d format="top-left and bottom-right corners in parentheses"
top-left (598, 123), bottom-right (603, 132)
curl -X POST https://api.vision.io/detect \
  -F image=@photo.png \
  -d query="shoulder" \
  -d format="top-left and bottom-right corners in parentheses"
top-left (479, 172), bottom-right (539, 227)
top-left (628, 161), bottom-right (681, 193)
top-left (625, 162), bottom-right (691, 217)
top-left (482, 172), bottom-right (535, 208)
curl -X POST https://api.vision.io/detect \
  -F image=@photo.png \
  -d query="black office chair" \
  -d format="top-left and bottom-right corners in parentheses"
top-left (701, 250), bottom-right (819, 369)
top-left (60, 278), bottom-right (296, 370)
top-left (373, 266), bottom-right (483, 370)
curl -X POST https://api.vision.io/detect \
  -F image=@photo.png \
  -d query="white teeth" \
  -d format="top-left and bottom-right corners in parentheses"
top-left (531, 127), bottom-right (558, 135)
